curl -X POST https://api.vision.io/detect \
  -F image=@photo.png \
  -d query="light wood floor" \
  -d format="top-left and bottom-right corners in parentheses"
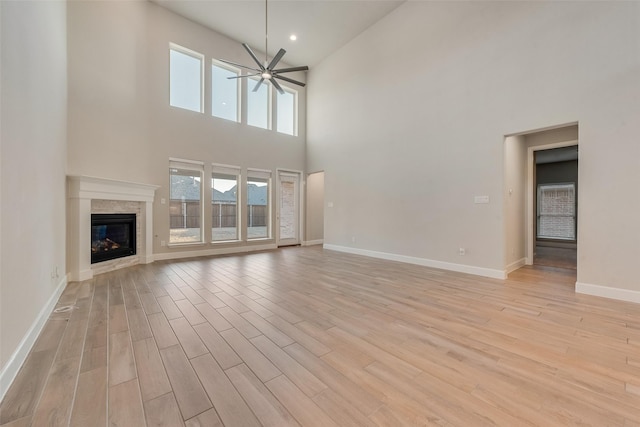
top-left (1, 246), bottom-right (639, 426)
top-left (534, 246), bottom-right (577, 270)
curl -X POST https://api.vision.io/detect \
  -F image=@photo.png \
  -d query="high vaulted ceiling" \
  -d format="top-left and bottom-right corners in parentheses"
top-left (150, 0), bottom-right (404, 67)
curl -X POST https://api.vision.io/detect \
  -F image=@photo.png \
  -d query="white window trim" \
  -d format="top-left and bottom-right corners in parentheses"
top-left (169, 43), bottom-right (204, 113)
top-left (169, 157), bottom-right (204, 171)
top-left (536, 182), bottom-right (576, 241)
top-left (247, 168), bottom-right (272, 240)
top-left (211, 163), bottom-right (242, 243)
top-left (169, 158), bottom-right (205, 245)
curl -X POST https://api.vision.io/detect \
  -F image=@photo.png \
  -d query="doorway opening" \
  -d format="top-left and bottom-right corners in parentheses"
top-left (504, 124), bottom-right (578, 277)
top-left (534, 146), bottom-right (578, 269)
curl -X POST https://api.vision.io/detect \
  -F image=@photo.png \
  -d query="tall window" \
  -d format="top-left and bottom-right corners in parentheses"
top-left (247, 78), bottom-right (271, 129)
top-left (212, 61), bottom-right (240, 122)
top-left (212, 165), bottom-right (241, 241)
top-left (169, 160), bottom-right (204, 244)
top-left (537, 183), bottom-right (576, 240)
top-left (247, 169), bottom-right (271, 239)
top-left (169, 45), bottom-right (203, 113)
top-left (277, 87), bottom-right (297, 136)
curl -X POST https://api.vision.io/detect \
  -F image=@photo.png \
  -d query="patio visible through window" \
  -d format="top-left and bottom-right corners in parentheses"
top-left (169, 162), bottom-right (203, 244)
top-left (247, 173), bottom-right (269, 239)
top-left (212, 166), bottom-right (240, 241)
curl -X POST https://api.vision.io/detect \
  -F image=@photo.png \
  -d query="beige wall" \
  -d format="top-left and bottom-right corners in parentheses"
top-left (0, 0), bottom-right (68, 390)
top-left (306, 171), bottom-right (325, 242)
top-left (504, 135), bottom-right (527, 270)
top-left (67, 1), bottom-right (307, 258)
top-left (308, 1), bottom-right (640, 296)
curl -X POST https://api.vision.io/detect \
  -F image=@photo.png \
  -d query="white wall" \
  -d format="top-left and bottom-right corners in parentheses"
top-left (67, 1), bottom-right (307, 258)
top-left (308, 1), bottom-right (640, 296)
top-left (0, 0), bottom-right (67, 393)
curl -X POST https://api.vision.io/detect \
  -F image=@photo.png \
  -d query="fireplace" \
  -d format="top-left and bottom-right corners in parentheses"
top-left (91, 213), bottom-right (136, 264)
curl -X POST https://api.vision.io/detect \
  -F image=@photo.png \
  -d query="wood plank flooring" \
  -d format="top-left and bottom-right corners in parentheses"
top-left (534, 246), bottom-right (577, 270)
top-left (1, 246), bottom-right (640, 426)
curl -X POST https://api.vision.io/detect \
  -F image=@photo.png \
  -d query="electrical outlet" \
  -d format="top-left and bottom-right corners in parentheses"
top-left (459, 247), bottom-right (466, 255)
top-left (351, 236), bottom-right (356, 243)
top-left (161, 240), bottom-right (166, 247)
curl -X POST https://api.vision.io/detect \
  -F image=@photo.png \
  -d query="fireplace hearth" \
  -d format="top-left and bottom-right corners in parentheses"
top-left (91, 213), bottom-right (136, 264)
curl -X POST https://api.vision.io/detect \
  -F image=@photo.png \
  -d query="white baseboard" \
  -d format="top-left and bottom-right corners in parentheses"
top-left (0, 275), bottom-right (68, 401)
top-left (505, 258), bottom-right (527, 275)
top-left (154, 243), bottom-right (277, 261)
top-left (323, 244), bottom-right (505, 280)
top-left (303, 239), bottom-right (323, 247)
top-left (576, 282), bottom-right (640, 304)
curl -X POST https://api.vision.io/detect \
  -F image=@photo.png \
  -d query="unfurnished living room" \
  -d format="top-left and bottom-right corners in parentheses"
top-left (1, 0), bottom-right (639, 426)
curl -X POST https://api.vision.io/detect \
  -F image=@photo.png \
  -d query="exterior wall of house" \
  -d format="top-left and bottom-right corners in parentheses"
top-left (307, 1), bottom-right (640, 298)
top-left (67, 1), bottom-right (307, 257)
top-left (0, 1), bottom-right (68, 394)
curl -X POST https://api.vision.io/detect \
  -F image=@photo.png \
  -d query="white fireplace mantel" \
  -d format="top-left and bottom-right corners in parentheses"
top-left (67, 175), bottom-right (159, 282)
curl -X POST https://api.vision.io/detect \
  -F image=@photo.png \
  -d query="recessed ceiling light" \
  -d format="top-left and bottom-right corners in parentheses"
top-left (289, 34), bottom-right (297, 41)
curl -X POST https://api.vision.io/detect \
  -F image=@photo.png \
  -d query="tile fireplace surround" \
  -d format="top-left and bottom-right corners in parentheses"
top-left (67, 176), bottom-right (159, 282)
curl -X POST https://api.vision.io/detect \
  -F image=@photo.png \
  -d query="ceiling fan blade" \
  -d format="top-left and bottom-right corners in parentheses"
top-left (273, 74), bottom-right (306, 88)
top-left (227, 72), bottom-right (261, 80)
top-left (243, 43), bottom-right (265, 70)
top-left (217, 59), bottom-right (261, 73)
top-left (270, 78), bottom-right (285, 95)
top-left (252, 78), bottom-right (265, 92)
top-left (272, 66), bottom-right (309, 74)
top-left (267, 49), bottom-right (286, 71)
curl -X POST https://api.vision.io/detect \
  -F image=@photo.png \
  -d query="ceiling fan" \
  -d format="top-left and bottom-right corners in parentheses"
top-left (218, 0), bottom-right (308, 95)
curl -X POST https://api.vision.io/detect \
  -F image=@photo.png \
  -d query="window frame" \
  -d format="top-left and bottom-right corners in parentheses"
top-left (168, 158), bottom-right (205, 246)
top-left (211, 59), bottom-right (241, 123)
top-left (536, 182), bottom-right (576, 241)
top-left (211, 164), bottom-right (242, 243)
top-left (246, 168), bottom-right (272, 240)
top-left (169, 43), bottom-right (204, 113)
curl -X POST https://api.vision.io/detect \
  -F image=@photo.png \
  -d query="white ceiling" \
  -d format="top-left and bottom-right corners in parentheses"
top-left (150, 0), bottom-right (404, 67)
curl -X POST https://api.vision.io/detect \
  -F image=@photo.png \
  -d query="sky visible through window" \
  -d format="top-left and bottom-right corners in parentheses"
top-left (212, 177), bottom-right (236, 192)
top-left (170, 49), bottom-right (201, 112)
top-left (212, 64), bottom-right (238, 121)
top-left (247, 79), bottom-right (269, 129)
top-left (277, 89), bottom-right (295, 135)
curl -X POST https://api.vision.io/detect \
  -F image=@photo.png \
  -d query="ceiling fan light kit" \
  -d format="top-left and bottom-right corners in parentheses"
top-left (218, 0), bottom-right (308, 95)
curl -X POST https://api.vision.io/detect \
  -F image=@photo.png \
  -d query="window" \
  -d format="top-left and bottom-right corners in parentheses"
top-left (247, 78), bottom-right (271, 129)
top-left (169, 45), bottom-right (203, 113)
top-left (277, 87), bottom-right (297, 136)
top-left (212, 165), bottom-right (241, 241)
top-left (537, 183), bottom-right (576, 240)
top-left (169, 160), bottom-right (204, 244)
top-left (247, 169), bottom-right (271, 239)
top-left (212, 61), bottom-right (240, 122)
